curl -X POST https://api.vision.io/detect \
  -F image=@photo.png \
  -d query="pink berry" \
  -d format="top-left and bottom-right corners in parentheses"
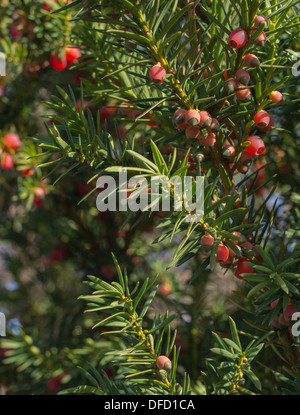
top-left (234, 258), bottom-right (253, 280)
top-left (185, 126), bottom-right (201, 139)
top-left (236, 69), bottom-right (250, 86)
top-left (156, 356), bottom-right (172, 371)
top-left (253, 30), bottom-right (267, 47)
top-left (50, 54), bottom-right (67, 71)
top-left (269, 90), bottom-right (283, 103)
top-left (254, 15), bottom-right (269, 29)
top-left (3, 133), bottom-right (21, 150)
top-left (216, 244), bottom-right (229, 263)
top-left (1, 153), bottom-right (14, 170)
top-left (235, 84), bottom-right (252, 101)
top-left (199, 111), bottom-right (212, 128)
top-left (222, 144), bottom-right (236, 159)
top-left (244, 54), bottom-right (260, 68)
top-left (149, 63), bottom-right (166, 83)
top-left (245, 135), bottom-right (265, 156)
top-left (228, 29), bottom-right (248, 48)
top-left (173, 109), bottom-right (188, 129)
top-left (185, 109), bottom-right (200, 126)
top-left (208, 118), bottom-right (220, 133)
top-left (225, 79), bottom-right (238, 94)
top-left (65, 46), bottom-right (81, 63)
top-left (199, 132), bottom-right (216, 147)
top-left (254, 110), bottom-right (271, 129)
top-left (200, 233), bottom-right (214, 246)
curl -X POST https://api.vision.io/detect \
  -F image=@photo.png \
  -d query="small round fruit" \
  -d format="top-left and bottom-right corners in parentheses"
top-left (254, 15), bottom-right (269, 29)
top-left (228, 29), bottom-right (248, 48)
top-left (149, 63), bottom-right (166, 83)
top-left (3, 133), bottom-right (21, 150)
top-left (244, 53), bottom-right (260, 68)
top-left (199, 132), bottom-right (216, 147)
top-left (260, 117), bottom-right (274, 132)
top-left (222, 144), bottom-right (236, 159)
top-left (173, 109), bottom-right (188, 129)
top-left (234, 258), bottom-right (253, 280)
top-left (216, 244), bottom-right (229, 263)
top-left (209, 118), bottom-right (220, 133)
top-left (200, 233), bottom-right (214, 246)
top-left (253, 30), bottom-right (267, 47)
top-left (199, 111), bottom-right (212, 128)
top-left (236, 69), bottom-right (250, 85)
top-left (0, 152), bottom-right (14, 170)
top-left (156, 356), bottom-right (172, 371)
top-left (254, 110), bottom-right (271, 129)
top-left (65, 46), bottom-right (81, 63)
top-left (50, 54), bottom-right (67, 71)
top-left (245, 136), bottom-right (265, 156)
top-left (269, 90), bottom-right (283, 103)
top-left (185, 109), bottom-right (200, 126)
top-left (185, 126), bottom-right (201, 139)
top-left (235, 85), bottom-right (252, 101)
top-left (225, 79), bottom-right (238, 94)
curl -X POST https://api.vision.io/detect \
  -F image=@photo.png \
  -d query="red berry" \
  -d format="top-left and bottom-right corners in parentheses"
top-left (156, 356), bottom-right (172, 371)
top-left (269, 90), bottom-right (283, 103)
top-left (199, 132), bottom-right (216, 147)
top-left (260, 117), bottom-right (274, 132)
top-left (10, 24), bottom-right (22, 38)
top-left (235, 85), bottom-right (252, 101)
top-left (22, 168), bottom-right (35, 177)
top-left (254, 15), bottom-right (269, 29)
top-left (235, 258), bottom-right (253, 279)
top-left (50, 54), bottom-right (67, 71)
top-left (228, 29), bottom-right (248, 48)
top-left (199, 111), bottom-right (212, 128)
top-left (216, 244), bottom-right (229, 263)
top-left (42, 0), bottom-right (58, 11)
top-left (185, 109), bottom-right (200, 126)
top-left (185, 126), bottom-right (201, 139)
top-left (173, 109), bottom-right (188, 129)
top-left (254, 110), bottom-right (271, 129)
top-left (65, 46), bottom-right (81, 63)
top-left (244, 54), bottom-right (260, 68)
top-left (149, 63), bottom-right (166, 83)
top-left (3, 133), bottom-right (21, 150)
top-left (236, 69), bottom-right (250, 86)
top-left (200, 233), bottom-right (214, 246)
top-left (245, 136), bottom-right (265, 156)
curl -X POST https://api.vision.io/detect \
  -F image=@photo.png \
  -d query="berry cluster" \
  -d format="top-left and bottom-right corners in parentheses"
top-left (200, 230), bottom-right (255, 279)
top-left (0, 133), bottom-right (21, 170)
top-left (50, 46), bottom-right (81, 71)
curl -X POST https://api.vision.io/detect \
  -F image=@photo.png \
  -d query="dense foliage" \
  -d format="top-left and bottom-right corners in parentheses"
top-left (0, 0), bottom-right (300, 395)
